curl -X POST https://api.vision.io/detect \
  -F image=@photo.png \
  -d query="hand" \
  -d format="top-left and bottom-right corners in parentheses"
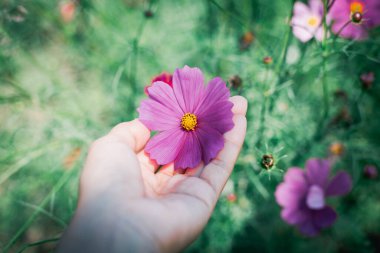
top-left (57, 96), bottom-right (247, 253)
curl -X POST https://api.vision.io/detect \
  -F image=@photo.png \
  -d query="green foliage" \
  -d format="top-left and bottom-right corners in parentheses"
top-left (0, 0), bottom-right (380, 252)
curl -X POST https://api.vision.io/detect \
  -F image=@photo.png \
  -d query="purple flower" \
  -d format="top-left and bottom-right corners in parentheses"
top-left (138, 66), bottom-right (234, 170)
top-left (291, 0), bottom-right (329, 43)
top-left (330, 0), bottom-right (380, 40)
top-left (275, 158), bottom-right (352, 236)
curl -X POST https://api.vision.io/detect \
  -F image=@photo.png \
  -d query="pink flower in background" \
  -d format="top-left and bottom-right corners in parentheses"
top-left (138, 66), bottom-right (234, 170)
top-left (360, 72), bottom-right (375, 89)
top-left (291, 0), bottom-right (329, 42)
top-left (363, 165), bottom-right (378, 179)
top-left (144, 72), bottom-right (173, 95)
top-left (275, 158), bottom-right (352, 236)
top-left (60, 1), bottom-right (76, 23)
top-left (330, 0), bottom-right (380, 40)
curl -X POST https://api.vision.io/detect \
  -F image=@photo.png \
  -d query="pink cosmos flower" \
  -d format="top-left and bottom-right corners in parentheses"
top-left (291, 0), bottom-right (329, 43)
top-left (330, 0), bottom-right (380, 40)
top-left (275, 158), bottom-right (352, 236)
top-left (144, 72), bottom-right (173, 95)
top-left (138, 66), bottom-right (234, 170)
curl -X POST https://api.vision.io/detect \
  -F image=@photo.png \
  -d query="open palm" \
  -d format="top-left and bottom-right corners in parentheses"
top-left (58, 96), bottom-right (247, 253)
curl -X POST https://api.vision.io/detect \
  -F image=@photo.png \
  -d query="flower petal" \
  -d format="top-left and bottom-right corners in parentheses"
top-left (297, 219), bottom-right (320, 237)
top-left (305, 158), bottom-right (330, 187)
top-left (147, 81), bottom-right (183, 115)
top-left (313, 206), bottom-right (337, 229)
top-left (197, 100), bottom-right (234, 134)
top-left (138, 98), bottom-right (180, 131)
top-left (325, 171), bottom-right (352, 196)
top-left (293, 2), bottom-right (311, 18)
top-left (196, 124), bottom-right (224, 164)
top-left (284, 168), bottom-right (307, 185)
top-left (145, 128), bottom-right (185, 165)
top-left (172, 66), bottom-right (205, 113)
top-left (292, 25), bottom-right (314, 43)
top-left (309, 0), bottom-right (323, 16)
top-left (275, 181), bottom-right (307, 208)
top-left (173, 132), bottom-right (202, 170)
top-left (195, 77), bottom-right (230, 116)
top-left (306, 185), bottom-right (325, 210)
top-left (281, 207), bottom-right (309, 225)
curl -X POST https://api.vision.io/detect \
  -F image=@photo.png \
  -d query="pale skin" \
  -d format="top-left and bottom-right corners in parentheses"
top-left (57, 96), bottom-right (247, 253)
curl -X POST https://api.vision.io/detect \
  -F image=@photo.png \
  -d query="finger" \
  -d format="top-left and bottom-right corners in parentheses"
top-left (185, 162), bottom-right (204, 177)
top-left (137, 151), bottom-right (159, 173)
top-left (108, 119), bottom-right (150, 153)
top-left (230, 95), bottom-right (248, 115)
top-left (199, 113), bottom-right (247, 202)
top-left (80, 120), bottom-right (150, 201)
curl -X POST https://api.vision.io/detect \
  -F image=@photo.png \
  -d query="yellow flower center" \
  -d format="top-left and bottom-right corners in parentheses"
top-left (350, 2), bottom-right (364, 14)
top-left (308, 16), bottom-right (319, 27)
top-left (181, 113), bottom-right (197, 131)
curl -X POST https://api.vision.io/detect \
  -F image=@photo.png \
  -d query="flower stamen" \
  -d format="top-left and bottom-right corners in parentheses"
top-left (181, 113), bottom-right (197, 131)
top-left (350, 2), bottom-right (364, 13)
top-left (307, 16), bottom-right (319, 27)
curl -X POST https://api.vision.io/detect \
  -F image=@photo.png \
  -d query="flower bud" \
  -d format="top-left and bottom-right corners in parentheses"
top-left (360, 72), bottom-right (374, 90)
top-left (226, 193), bottom-right (237, 202)
top-left (351, 12), bottom-right (363, 23)
top-left (229, 75), bottom-right (243, 89)
top-left (261, 154), bottom-right (274, 170)
top-left (329, 142), bottom-right (344, 156)
top-left (60, 1), bottom-right (76, 23)
top-left (239, 31), bottom-right (254, 51)
top-left (144, 10), bottom-right (154, 18)
top-left (263, 56), bottom-right (273, 65)
top-left (363, 165), bottom-right (378, 179)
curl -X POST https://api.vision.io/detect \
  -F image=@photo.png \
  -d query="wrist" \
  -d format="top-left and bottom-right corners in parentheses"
top-left (57, 195), bottom-right (160, 253)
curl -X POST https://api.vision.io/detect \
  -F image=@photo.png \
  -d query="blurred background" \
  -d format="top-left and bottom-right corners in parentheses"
top-left (1, 0), bottom-right (380, 252)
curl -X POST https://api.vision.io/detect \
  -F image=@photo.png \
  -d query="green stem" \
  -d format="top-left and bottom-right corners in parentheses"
top-left (267, 0), bottom-right (295, 113)
top-left (255, 66), bottom-right (270, 148)
top-left (322, 0), bottom-right (329, 118)
top-left (16, 238), bottom-right (60, 253)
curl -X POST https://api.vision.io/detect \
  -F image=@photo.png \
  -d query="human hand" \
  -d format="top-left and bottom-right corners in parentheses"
top-left (57, 96), bottom-right (247, 253)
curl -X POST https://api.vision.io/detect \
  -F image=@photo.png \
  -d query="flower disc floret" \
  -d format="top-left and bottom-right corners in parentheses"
top-left (181, 113), bottom-right (197, 131)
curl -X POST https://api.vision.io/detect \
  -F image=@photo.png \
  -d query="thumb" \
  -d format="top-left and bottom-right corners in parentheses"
top-left (80, 119), bottom-right (150, 202)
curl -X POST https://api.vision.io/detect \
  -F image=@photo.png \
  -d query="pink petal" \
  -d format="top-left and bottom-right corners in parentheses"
top-left (275, 181), bottom-right (307, 208)
top-left (325, 171), bottom-right (352, 197)
top-left (293, 2), bottom-right (311, 18)
top-left (147, 81), bottom-right (183, 115)
top-left (197, 100), bottom-right (234, 134)
top-left (195, 77), bottom-right (230, 116)
top-left (196, 124), bottom-right (224, 164)
top-left (313, 206), bottom-right (337, 229)
top-left (145, 128), bottom-right (185, 165)
top-left (172, 66), bottom-right (205, 113)
top-left (309, 0), bottom-right (322, 14)
top-left (305, 158), bottom-right (330, 187)
top-left (284, 168), bottom-right (307, 186)
top-left (138, 99), bottom-right (180, 131)
top-left (314, 26), bottom-right (326, 41)
top-left (173, 132), bottom-right (202, 170)
top-left (292, 25), bottom-right (314, 42)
